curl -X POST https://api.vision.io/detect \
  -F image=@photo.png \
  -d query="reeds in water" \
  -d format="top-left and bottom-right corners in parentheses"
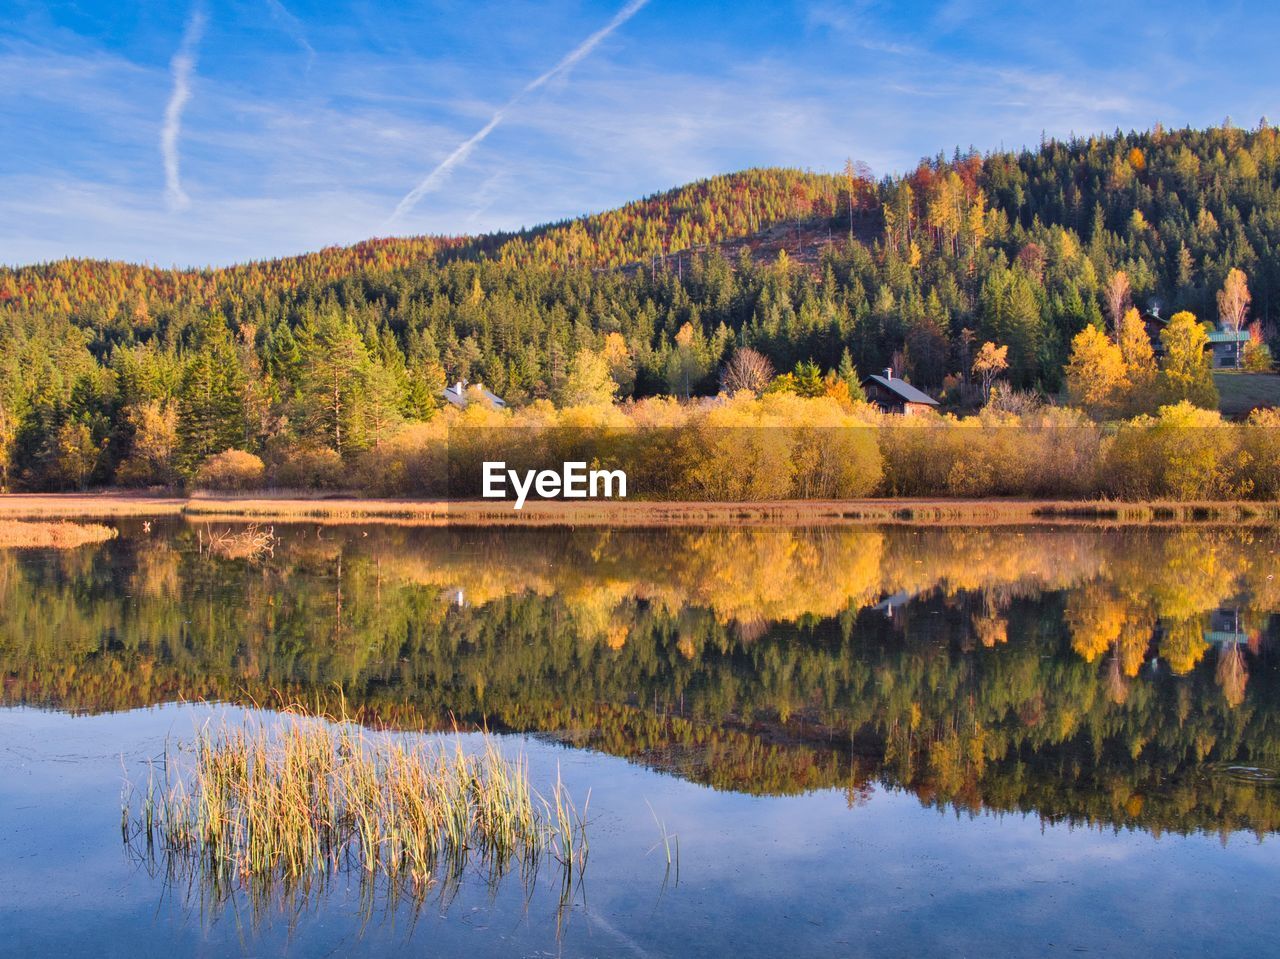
top-left (0, 519), bottom-right (116, 548)
top-left (195, 523), bottom-right (278, 560)
top-left (121, 711), bottom-right (588, 918)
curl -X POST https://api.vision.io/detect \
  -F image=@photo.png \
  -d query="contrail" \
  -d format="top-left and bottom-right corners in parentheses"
top-left (264, 0), bottom-right (316, 69)
top-left (162, 5), bottom-right (206, 211)
top-left (387, 0), bottom-right (650, 226)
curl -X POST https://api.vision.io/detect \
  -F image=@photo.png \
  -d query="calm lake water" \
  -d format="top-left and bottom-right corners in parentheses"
top-left (2, 521), bottom-right (1280, 957)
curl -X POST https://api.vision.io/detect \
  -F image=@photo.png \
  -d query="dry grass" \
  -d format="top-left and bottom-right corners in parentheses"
top-left (8, 492), bottom-right (1280, 528)
top-left (121, 710), bottom-right (588, 914)
top-left (195, 523), bottom-right (278, 560)
top-left (0, 493), bottom-right (184, 518)
top-left (0, 519), bottom-right (118, 548)
top-left (183, 496), bottom-right (1280, 527)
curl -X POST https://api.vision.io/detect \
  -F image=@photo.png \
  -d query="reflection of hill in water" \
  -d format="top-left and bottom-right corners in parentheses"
top-left (2, 523), bottom-right (1279, 837)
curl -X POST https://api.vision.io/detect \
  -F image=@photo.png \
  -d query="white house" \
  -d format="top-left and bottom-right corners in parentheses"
top-left (441, 380), bottom-right (507, 409)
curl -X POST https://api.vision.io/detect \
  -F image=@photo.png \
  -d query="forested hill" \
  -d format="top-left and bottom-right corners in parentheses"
top-left (0, 168), bottom-right (837, 317)
top-left (2, 122), bottom-right (1279, 490)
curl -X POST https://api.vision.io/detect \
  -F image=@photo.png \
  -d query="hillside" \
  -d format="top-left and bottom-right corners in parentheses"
top-left (0, 168), bottom-right (841, 318)
top-left (2, 122), bottom-right (1279, 490)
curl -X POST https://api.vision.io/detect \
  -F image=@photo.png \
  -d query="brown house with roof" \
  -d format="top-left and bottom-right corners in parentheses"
top-left (863, 369), bottom-right (940, 415)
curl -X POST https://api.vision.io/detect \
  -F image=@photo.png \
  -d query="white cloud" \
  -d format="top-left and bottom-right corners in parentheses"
top-left (161, 5), bottom-right (207, 211)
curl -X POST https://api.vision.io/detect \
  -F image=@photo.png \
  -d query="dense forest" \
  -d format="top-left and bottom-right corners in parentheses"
top-left (3, 122), bottom-right (1279, 490)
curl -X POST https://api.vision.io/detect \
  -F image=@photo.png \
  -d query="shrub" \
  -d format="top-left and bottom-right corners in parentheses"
top-left (879, 407), bottom-right (1103, 498)
top-left (355, 422), bottom-right (448, 496)
top-left (1243, 408), bottom-right (1280, 498)
top-left (272, 446), bottom-right (346, 490)
top-left (193, 449), bottom-right (266, 491)
top-left (1243, 338), bottom-right (1274, 373)
top-left (1104, 402), bottom-right (1247, 500)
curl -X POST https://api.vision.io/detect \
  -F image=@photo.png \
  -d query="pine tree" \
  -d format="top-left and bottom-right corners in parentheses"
top-left (295, 311), bottom-right (377, 456)
top-left (176, 323), bottom-right (247, 475)
top-left (836, 348), bottom-right (868, 403)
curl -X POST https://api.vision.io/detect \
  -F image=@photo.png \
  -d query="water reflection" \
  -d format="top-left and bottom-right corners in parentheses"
top-left (2, 522), bottom-right (1278, 838)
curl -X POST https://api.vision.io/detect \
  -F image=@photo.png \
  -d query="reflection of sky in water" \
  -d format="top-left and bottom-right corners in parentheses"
top-left (3, 704), bottom-right (1278, 958)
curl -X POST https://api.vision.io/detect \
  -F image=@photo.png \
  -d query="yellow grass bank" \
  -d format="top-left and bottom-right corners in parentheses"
top-left (0, 520), bottom-right (119, 548)
top-left (2, 493), bottom-right (1280, 527)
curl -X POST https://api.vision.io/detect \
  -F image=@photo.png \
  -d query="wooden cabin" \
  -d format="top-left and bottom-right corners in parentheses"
top-left (863, 369), bottom-right (939, 416)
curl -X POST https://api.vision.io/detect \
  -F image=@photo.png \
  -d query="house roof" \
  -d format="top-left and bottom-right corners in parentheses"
top-left (441, 381), bottom-right (507, 408)
top-left (864, 374), bottom-right (939, 406)
top-left (1207, 329), bottom-right (1249, 344)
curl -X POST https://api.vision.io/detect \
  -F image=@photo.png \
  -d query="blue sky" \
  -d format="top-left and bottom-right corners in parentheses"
top-left (2, 0), bottom-right (1277, 268)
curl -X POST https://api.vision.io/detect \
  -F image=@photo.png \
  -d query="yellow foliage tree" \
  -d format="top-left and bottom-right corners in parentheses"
top-left (1065, 325), bottom-right (1129, 417)
top-left (601, 332), bottom-right (636, 398)
top-left (1158, 311), bottom-right (1218, 408)
top-left (560, 349), bottom-right (618, 408)
top-left (972, 342), bottom-right (1009, 403)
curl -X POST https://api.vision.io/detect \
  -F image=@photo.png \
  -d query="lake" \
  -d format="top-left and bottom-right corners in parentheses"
top-left (2, 520), bottom-right (1279, 957)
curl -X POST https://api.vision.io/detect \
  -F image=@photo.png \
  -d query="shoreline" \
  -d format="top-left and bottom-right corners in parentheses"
top-left (0, 492), bottom-right (1278, 526)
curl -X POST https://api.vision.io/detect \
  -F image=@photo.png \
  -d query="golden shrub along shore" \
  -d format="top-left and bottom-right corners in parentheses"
top-left (0, 519), bottom-right (118, 548)
top-left (7, 392), bottom-right (1280, 508)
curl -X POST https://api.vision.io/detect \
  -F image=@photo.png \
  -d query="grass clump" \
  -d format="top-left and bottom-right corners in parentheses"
top-left (195, 522), bottom-right (278, 560)
top-left (122, 710), bottom-right (588, 913)
top-left (0, 519), bottom-right (116, 548)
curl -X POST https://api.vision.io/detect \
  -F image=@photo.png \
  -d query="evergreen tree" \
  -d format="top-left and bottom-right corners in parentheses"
top-left (176, 323), bottom-right (246, 474)
top-left (837, 348), bottom-right (868, 402)
top-left (295, 311), bottom-right (377, 456)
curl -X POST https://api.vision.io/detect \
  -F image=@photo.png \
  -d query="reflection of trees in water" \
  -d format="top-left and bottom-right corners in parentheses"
top-left (2, 523), bottom-right (1279, 836)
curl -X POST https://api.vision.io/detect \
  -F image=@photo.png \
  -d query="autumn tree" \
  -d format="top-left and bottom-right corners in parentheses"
top-left (116, 400), bottom-right (177, 486)
top-left (1158, 311), bottom-right (1219, 408)
top-left (1065, 325), bottom-right (1129, 417)
top-left (1103, 271), bottom-right (1132, 338)
top-left (1117, 308), bottom-right (1155, 377)
top-left (559, 349), bottom-right (618, 407)
top-left (1116, 307), bottom-right (1157, 411)
top-left (666, 322), bottom-right (707, 399)
top-left (50, 420), bottom-right (98, 490)
top-left (1243, 321), bottom-right (1274, 372)
top-left (1217, 268), bottom-right (1251, 331)
top-left (601, 332), bottom-right (636, 398)
top-left (972, 342), bottom-right (1009, 404)
top-left (1209, 268), bottom-right (1251, 370)
top-left (720, 347), bottom-right (775, 396)
top-left (0, 397), bottom-right (14, 491)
